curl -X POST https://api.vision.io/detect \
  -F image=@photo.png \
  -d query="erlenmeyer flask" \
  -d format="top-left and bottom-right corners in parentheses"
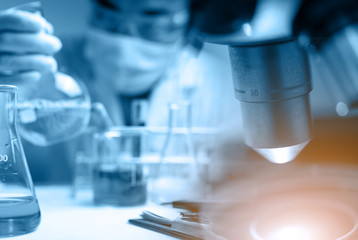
top-left (0, 85), bottom-right (41, 237)
top-left (150, 102), bottom-right (207, 203)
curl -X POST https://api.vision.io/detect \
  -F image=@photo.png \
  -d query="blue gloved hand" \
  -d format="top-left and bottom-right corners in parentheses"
top-left (0, 9), bottom-right (62, 84)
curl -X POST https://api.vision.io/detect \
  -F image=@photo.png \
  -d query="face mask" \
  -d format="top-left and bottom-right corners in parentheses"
top-left (84, 27), bottom-right (183, 96)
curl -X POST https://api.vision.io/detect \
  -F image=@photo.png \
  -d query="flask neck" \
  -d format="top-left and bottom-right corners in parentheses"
top-left (0, 86), bottom-right (17, 130)
top-left (168, 102), bottom-right (192, 129)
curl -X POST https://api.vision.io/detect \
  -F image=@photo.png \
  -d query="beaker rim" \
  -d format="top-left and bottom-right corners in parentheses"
top-left (0, 85), bottom-right (17, 93)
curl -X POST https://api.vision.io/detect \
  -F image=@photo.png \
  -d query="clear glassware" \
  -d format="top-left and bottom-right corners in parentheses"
top-left (149, 102), bottom-right (207, 203)
top-left (71, 103), bottom-right (114, 199)
top-left (0, 85), bottom-right (41, 237)
top-left (8, 2), bottom-right (91, 146)
top-left (17, 72), bottom-right (91, 146)
top-left (93, 128), bottom-right (148, 206)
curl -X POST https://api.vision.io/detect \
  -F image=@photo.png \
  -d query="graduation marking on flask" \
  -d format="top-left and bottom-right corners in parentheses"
top-left (0, 155), bottom-right (8, 162)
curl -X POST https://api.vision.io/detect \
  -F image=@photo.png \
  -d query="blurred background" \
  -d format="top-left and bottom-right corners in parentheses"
top-left (0, 0), bottom-right (90, 36)
top-left (0, 1), bottom-right (357, 239)
top-left (0, 0), bottom-right (357, 183)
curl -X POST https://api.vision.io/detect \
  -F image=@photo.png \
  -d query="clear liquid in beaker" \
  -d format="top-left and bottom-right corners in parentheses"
top-left (93, 163), bottom-right (147, 206)
top-left (0, 196), bottom-right (41, 237)
top-left (17, 99), bottom-right (90, 146)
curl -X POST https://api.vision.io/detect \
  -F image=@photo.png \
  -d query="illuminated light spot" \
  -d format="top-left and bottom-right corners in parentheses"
top-left (254, 140), bottom-right (309, 164)
top-left (336, 102), bottom-right (349, 117)
top-left (250, 199), bottom-right (358, 240)
top-left (242, 23), bottom-right (252, 36)
top-left (267, 225), bottom-right (311, 240)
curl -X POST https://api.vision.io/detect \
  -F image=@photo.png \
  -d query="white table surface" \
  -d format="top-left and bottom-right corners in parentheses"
top-left (10, 186), bottom-right (178, 240)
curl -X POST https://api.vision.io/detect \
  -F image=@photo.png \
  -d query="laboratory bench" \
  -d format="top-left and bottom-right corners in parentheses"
top-left (10, 117), bottom-right (358, 240)
top-left (11, 185), bottom-right (177, 240)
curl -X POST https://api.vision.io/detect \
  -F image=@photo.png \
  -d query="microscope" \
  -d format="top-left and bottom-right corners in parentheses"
top-left (193, 0), bottom-right (358, 164)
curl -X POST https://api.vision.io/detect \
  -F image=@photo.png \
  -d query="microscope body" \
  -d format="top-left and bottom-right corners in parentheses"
top-left (229, 40), bottom-right (312, 163)
top-left (193, 0), bottom-right (358, 163)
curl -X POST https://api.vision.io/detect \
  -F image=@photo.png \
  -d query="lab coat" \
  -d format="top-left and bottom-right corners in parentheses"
top-left (24, 34), bottom-right (244, 184)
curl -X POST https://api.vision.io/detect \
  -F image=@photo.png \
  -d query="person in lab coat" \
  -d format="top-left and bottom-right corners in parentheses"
top-left (0, 0), bottom-right (243, 184)
top-left (57, 0), bottom-right (242, 139)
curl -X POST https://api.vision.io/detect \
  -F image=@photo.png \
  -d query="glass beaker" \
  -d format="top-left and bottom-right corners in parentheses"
top-left (71, 103), bottom-right (114, 199)
top-left (93, 128), bottom-right (148, 206)
top-left (71, 127), bottom-right (97, 200)
top-left (0, 85), bottom-right (41, 237)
